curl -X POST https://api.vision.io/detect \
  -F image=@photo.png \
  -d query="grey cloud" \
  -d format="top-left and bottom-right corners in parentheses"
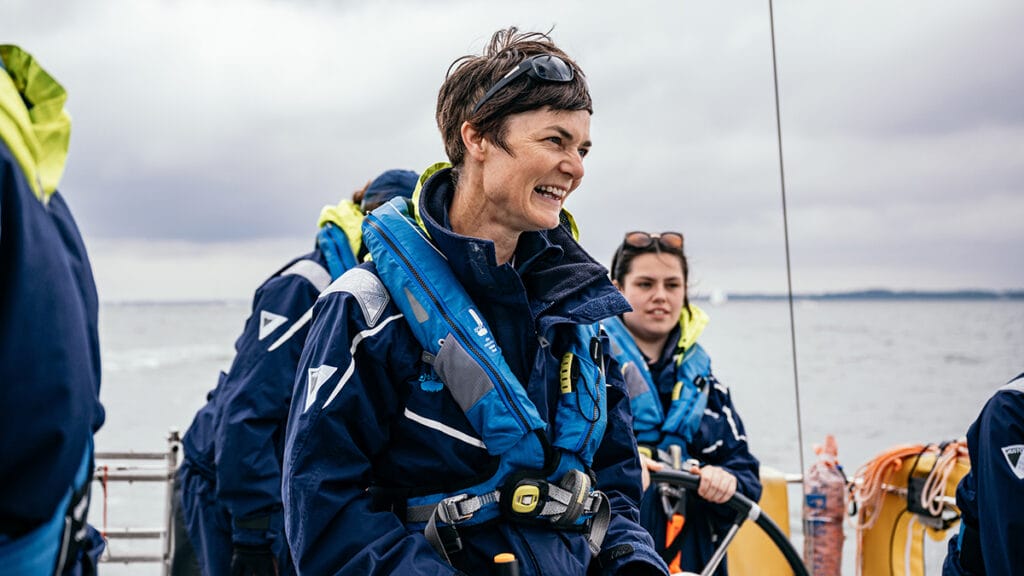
top-left (6, 0), bottom-right (1023, 297)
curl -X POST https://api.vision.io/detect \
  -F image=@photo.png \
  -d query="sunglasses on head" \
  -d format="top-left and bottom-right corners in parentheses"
top-left (621, 231), bottom-right (684, 252)
top-left (610, 231), bottom-right (685, 280)
top-left (471, 54), bottom-right (575, 114)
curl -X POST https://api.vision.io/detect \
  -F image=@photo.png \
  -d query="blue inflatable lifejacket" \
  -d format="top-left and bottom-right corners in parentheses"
top-left (361, 198), bottom-right (611, 558)
top-left (603, 316), bottom-right (710, 460)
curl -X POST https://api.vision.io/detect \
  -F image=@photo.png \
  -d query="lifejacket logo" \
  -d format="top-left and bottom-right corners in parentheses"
top-left (467, 308), bottom-right (488, 337)
top-left (1002, 444), bottom-right (1024, 480)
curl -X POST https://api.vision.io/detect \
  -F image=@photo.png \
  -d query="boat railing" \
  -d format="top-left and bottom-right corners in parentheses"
top-left (93, 428), bottom-right (181, 576)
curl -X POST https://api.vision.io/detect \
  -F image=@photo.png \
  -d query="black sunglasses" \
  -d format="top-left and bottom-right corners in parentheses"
top-left (471, 54), bottom-right (575, 114)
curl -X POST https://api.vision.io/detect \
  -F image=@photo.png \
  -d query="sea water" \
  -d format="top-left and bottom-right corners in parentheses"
top-left (92, 298), bottom-right (1024, 574)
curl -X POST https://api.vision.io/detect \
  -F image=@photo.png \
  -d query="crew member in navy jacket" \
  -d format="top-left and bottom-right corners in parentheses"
top-left (177, 170), bottom-right (416, 575)
top-left (282, 27), bottom-right (668, 576)
top-left (943, 372), bottom-right (1024, 576)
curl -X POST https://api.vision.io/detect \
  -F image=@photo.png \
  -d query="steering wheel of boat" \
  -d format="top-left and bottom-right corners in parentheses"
top-left (649, 469), bottom-right (809, 576)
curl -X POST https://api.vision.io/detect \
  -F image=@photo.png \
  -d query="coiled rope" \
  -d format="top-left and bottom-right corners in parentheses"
top-left (849, 441), bottom-right (967, 530)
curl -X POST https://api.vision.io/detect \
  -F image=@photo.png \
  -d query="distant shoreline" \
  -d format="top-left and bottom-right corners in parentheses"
top-left (101, 288), bottom-right (1024, 306)
top-left (693, 289), bottom-right (1024, 302)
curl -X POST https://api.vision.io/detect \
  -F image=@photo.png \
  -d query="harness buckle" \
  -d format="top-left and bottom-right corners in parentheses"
top-left (437, 493), bottom-right (474, 524)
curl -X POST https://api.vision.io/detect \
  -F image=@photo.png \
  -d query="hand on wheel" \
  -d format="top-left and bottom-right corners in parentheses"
top-left (690, 464), bottom-right (737, 503)
top-left (640, 454), bottom-right (664, 491)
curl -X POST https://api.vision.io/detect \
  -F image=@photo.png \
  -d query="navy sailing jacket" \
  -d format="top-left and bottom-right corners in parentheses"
top-left (282, 168), bottom-right (668, 576)
top-left (180, 249), bottom-right (331, 545)
top-left (0, 48), bottom-right (105, 533)
top-left (638, 320), bottom-right (760, 575)
top-left (943, 373), bottom-right (1024, 576)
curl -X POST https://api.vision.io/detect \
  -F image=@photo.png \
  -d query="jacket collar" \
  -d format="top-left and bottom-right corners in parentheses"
top-left (649, 303), bottom-right (710, 370)
top-left (317, 199), bottom-right (365, 257)
top-left (417, 167), bottom-right (629, 325)
top-left (0, 45), bottom-right (71, 203)
top-left (675, 303), bottom-right (709, 352)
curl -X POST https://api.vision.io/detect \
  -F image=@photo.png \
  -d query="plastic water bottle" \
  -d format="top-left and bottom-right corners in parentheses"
top-left (803, 435), bottom-right (845, 576)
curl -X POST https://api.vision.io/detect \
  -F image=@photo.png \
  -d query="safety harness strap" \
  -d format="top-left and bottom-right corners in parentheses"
top-left (415, 474), bottom-right (611, 560)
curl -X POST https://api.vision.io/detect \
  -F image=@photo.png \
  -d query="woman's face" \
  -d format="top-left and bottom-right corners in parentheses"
top-left (477, 107), bottom-right (591, 233)
top-left (617, 252), bottom-right (686, 343)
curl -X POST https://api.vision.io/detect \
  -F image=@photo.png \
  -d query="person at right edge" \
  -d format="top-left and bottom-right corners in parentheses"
top-left (0, 45), bottom-right (106, 575)
top-left (603, 231), bottom-right (761, 575)
top-left (281, 27), bottom-right (669, 576)
top-left (943, 371), bottom-right (1024, 576)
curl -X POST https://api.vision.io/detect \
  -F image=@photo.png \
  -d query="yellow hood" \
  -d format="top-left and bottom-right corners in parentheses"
top-left (0, 45), bottom-right (71, 203)
top-left (317, 199), bottom-right (364, 258)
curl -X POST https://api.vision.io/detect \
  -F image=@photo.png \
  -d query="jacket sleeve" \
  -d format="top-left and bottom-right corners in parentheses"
top-left (972, 388), bottom-right (1024, 575)
top-left (590, 351), bottom-right (670, 576)
top-left (281, 283), bottom-right (461, 576)
top-left (213, 271), bottom-right (320, 546)
top-left (690, 371), bottom-right (762, 525)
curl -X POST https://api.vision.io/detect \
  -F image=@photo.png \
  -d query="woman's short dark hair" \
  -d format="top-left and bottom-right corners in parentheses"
top-left (611, 240), bottom-right (691, 311)
top-left (436, 27), bottom-right (592, 173)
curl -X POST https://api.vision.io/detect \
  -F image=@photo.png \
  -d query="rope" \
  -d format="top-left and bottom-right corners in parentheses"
top-left (766, 0), bottom-right (806, 478)
top-left (921, 442), bottom-right (968, 516)
top-left (849, 442), bottom-right (966, 531)
top-left (849, 441), bottom-right (967, 575)
top-left (100, 464), bottom-right (109, 538)
top-left (849, 444), bottom-right (922, 531)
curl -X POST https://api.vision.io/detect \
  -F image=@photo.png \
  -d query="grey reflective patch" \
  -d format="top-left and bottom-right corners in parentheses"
top-left (621, 363), bottom-right (648, 400)
top-left (434, 334), bottom-right (493, 414)
top-left (281, 259), bottom-right (331, 292)
top-left (323, 267), bottom-right (390, 327)
top-left (404, 287), bottom-right (429, 323)
top-left (1001, 380), bottom-right (1024, 394)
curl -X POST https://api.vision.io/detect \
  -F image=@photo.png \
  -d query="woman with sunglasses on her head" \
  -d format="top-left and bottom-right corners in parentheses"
top-left (280, 28), bottom-right (668, 576)
top-left (605, 232), bottom-right (761, 575)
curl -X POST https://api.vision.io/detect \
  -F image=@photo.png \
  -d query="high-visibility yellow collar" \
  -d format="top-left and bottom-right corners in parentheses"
top-left (317, 199), bottom-right (364, 258)
top-left (0, 45), bottom-right (71, 203)
top-left (675, 303), bottom-right (709, 355)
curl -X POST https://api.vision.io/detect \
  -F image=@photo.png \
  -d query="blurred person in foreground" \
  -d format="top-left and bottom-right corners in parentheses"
top-left (174, 170), bottom-right (417, 576)
top-left (0, 45), bottom-right (106, 575)
top-left (281, 27), bottom-right (668, 575)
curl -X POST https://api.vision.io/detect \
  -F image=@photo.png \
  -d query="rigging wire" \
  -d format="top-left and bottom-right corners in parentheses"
top-left (766, 0), bottom-right (806, 478)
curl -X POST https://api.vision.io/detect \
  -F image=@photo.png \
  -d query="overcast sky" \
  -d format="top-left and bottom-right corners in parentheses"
top-left (5, 0), bottom-right (1023, 301)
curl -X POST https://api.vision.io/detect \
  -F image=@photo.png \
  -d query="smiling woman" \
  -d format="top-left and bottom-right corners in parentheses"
top-left (279, 27), bottom-right (669, 576)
